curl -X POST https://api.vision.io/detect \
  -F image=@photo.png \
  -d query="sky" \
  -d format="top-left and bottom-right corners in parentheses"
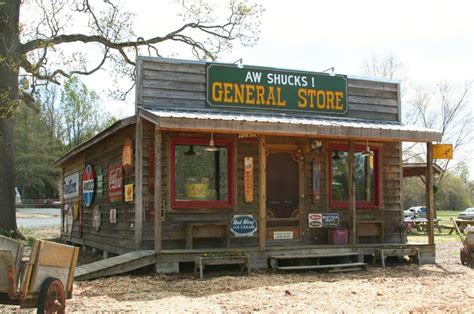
top-left (77, 0), bottom-right (473, 176)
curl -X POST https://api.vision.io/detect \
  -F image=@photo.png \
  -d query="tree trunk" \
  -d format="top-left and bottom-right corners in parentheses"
top-left (0, 0), bottom-right (21, 231)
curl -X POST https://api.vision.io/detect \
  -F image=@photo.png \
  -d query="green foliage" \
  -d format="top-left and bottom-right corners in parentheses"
top-left (403, 173), bottom-right (472, 211)
top-left (15, 77), bottom-right (116, 199)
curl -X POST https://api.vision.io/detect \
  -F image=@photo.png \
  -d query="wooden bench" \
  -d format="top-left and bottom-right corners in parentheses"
top-left (375, 248), bottom-right (421, 268)
top-left (357, 221), bottom-right (383, 243)
top-left (194, 255), bottom-right (250, 279)
top-left (185, 222), bottom-right (230, 249)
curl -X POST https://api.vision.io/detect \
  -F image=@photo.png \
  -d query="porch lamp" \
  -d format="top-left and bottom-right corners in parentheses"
top-left (205, 133), bottom-right (219, 152)
top-left (184, 145), bottom-right (196, 156)
top-left (361, 139), bottom-right (375, 157)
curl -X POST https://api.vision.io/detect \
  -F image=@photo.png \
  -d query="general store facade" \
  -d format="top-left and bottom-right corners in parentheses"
top-left (57, 57), bottom-right (441, 272)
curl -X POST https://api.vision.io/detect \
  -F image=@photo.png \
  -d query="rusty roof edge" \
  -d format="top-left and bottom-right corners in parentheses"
top-left (54, 115), bottom-right (136, 166)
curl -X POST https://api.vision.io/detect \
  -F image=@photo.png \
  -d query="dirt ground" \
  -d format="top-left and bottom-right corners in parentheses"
top-left (3, 241), bottom-right (472, 313)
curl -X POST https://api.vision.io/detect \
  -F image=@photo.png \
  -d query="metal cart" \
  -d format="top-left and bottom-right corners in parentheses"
top-left (452, 219), bottom-right (474, 266)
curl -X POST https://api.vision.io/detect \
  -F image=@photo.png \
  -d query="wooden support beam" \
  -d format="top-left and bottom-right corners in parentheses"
top-left (134, 117), bottom-right (143, 250)
top-left (154, 127), bottom-right (163, 252)
top-left (426, 142), bottom-right (435, 245)
top-left (258, 135), bottom-right (266, 250)
top-left (348, 139), bottom-right (356, 247)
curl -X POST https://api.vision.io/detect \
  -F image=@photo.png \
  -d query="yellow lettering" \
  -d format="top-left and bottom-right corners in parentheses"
top-left (256, 85), bottom-right (266, 105)
top-left (223, 83), bottom-right (233, 103)
top-left (277, 87), bottom-right (286, 107)
top-left (212, 82), bottom-right (223, 102)
top-left (326, 91), bottom-right (334, 109)
top-left (245, 84), bottom-right (256, 104)
top-left (316, 90), bottom-right (325, 109)
top-left (308, 89), bottom-right (317, 108)
top-left (335, 92), bottom-right (343, 110)
top-left (267, 86), bottom-right (276, 105)
top-left (297, 88), bottom-right (307, 108)
top-left (234, 84), bottom-right (244, 103)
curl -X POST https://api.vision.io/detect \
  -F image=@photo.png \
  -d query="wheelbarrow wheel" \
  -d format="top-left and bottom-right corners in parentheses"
top-left (37, 277), bottom-right (66, 314)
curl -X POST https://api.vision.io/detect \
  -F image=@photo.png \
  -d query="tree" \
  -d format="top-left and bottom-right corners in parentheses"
top-left (0, 0), bottom-right (263, 232)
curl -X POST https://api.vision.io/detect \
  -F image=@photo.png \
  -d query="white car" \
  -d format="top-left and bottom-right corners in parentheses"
top-left (458, 208), bottom-right (474, 220)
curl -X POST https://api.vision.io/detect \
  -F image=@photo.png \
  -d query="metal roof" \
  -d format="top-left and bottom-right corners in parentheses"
top-left (139, 107), bottom-right (442, 142)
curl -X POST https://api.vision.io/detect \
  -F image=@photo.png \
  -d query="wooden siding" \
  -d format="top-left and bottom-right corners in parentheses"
top-left (61, 125), bottom-right (137, 255)
top-left (136, 57), bottom-right (400, 122)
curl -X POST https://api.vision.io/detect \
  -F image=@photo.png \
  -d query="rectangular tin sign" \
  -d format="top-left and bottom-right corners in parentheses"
top-left (63, 172), bottom-right (79, 200)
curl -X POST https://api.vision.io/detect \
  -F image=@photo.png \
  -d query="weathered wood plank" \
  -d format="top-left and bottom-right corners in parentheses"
top-left (135, 117), bottom-right (143, 250)
top-left (154, 127), bottom-right (162, 252)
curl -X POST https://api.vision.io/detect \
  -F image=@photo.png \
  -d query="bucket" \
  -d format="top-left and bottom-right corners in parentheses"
top-left (328, 228), bottom-right (348, 245)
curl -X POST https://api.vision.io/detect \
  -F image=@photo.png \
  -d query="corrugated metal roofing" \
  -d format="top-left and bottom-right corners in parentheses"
top-left (141, 107), bottom-right (441, 141)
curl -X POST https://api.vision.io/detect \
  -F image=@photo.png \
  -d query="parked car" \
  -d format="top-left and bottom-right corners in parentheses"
top-left (458, 208), bottom-right (474, 220)
top-left (404, 206), bottom-right (427, 218)
top-left (15, 187), bottom-right (22, 205)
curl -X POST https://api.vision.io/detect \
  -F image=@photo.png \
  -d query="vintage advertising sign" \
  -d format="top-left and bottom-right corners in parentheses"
top-left (122, 137), bottom-right (134, 175)
top-left (433, 144), bottom-right (453, 159)
top-left (273, 231), bottom-right (294, 240)
top-left (93, 206), bottom-right (102, 231)
top-left (97, 168), bottom-right (104, 196)
top-left (108, 164), bottom-right (123, 202)
top-left (312, 160), bottom-right (321, 203)
top-left (82, 164), bottom-right (95, 207)
top-left (244, 157), bottom-right (254, 203)
top-left (308, 213), bottom-right (339, 228)
top-left (125, 184), bottom-right (134, 202)
top-left (207, 63), bottom-right (348, 116)
top-left (110, 208), bottom-right (117, 224)
top-left (63, 172), bottom-right (79, 200)
top-left (230, 215), bottom-right (257, 237)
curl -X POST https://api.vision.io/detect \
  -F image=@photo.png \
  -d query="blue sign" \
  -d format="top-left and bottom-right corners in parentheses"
top-left (82, 164), bottom-right (95, 207)
top-left (230, 215), bottom-right (257, 237)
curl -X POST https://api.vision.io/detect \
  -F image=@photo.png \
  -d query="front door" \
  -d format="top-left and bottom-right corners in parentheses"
top-left (266, 152), bottom-right (302, 241)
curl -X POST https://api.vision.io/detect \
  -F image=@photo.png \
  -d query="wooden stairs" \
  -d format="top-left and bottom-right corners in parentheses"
top-left (269, 252), bottom-right (367, 272)
top-left (74, 250), bottom-right (156, 281)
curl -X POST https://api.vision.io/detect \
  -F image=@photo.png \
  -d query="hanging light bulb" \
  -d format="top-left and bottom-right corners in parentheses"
top-left (205, 133), bottom-right (219, 152)
top-left (332, 150), bottom-right (341, 160)
top-left (361, 139), bottom-right (374, 157)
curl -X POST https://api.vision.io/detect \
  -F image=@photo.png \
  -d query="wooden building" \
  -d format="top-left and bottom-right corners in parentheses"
top-left (57, 57), bottom-right (442, 273)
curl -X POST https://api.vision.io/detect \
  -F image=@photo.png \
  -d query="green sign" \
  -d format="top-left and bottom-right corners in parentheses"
top-left (206, 63), bottom-right (348, 116)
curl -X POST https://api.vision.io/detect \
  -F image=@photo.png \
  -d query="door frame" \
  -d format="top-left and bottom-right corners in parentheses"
top-left (265, 144), bottom-right (305, 242)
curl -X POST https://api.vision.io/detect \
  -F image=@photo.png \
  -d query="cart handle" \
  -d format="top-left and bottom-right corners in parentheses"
top-left (451, 217), bottom-right (465, 242)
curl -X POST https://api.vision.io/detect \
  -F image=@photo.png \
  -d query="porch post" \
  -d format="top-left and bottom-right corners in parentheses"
top-left (258, 135), bottom-right (266, 250)
top-left (154, 126), bottom-right (162, 252)
top-left (134, 116), bottom-right (143, 250)
top-left (348, 138), bottom-right (356, 247)
top-left (426, 142), bottom-right (435, 245)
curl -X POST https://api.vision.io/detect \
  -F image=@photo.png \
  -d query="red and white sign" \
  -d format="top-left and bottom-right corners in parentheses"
top-left (108, 164), bottom-right (123, 202)
top-left (308, 213), bottom-right (322, 228)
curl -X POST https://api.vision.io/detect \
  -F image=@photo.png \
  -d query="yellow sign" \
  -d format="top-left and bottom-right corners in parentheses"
top-left (125, 184), bottom-right (134, 202)
top-left (433, 144), bottom-right (453, 159)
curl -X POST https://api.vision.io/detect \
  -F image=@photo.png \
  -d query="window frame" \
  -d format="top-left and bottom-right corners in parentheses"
top-left (170, 137), bottom-right (235, 209)
top-left (328, 143), bottom-right (381, 209)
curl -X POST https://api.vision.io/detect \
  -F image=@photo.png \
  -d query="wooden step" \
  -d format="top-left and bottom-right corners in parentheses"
top-left (270, 252), bottom-right (360, 260)
top-left (275, 262), bottom-right (367, 271)
top-left (75, 250), bottom-right (156, 281)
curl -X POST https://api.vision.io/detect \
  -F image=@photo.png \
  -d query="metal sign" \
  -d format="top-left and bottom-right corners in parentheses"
top-left (82, 165), bottom-right (95, 207)
top-left (110, 208), bottom-right (117, 224)
top-left (273, 231), bottom-right (294, 240)
top-left (63, 172), bottom-right (79, 200)
top-left (308, 213), bottom-right (339, 228)
top-left (108, 164), bottom-right (123, 202)
top-left (433, 144), bottom-right (453, 159)
top-left (207, 63), bottom-right (348, 116)
top-left (230, 215), bottom-right (257, 237)
top-left (312, 160), bottom-right (321, 203)
top-left (308, 213), bottom-right (322, 228)
top-left (122, 137), bottom-right (134, 175)
top-left (125, 184), bottom-right (134, 202)
top-left (244, 157), bottom-right (254, 203)
top-left (93, 206), bottom-right (102, 231)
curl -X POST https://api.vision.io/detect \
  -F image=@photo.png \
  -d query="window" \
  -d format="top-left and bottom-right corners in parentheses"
top-left (329, 144), bottom-right (380, 208)
top-left (171, 138), bottom-right (234, 209)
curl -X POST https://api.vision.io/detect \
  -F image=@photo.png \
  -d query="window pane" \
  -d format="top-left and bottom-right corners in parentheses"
top-left (331, 151), bottom-right (349, 201)
top-left (331, 150), bottom-right (376, 203)
top-left (354, 153), bottom-right (375, 202)
top-left (174, 145), bottom-right (228, 201)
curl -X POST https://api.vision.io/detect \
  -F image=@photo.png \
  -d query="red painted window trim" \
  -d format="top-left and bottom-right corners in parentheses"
top-left (328, 143), bottom-right (381, 209)
top-left (170, 137), bottom-right (234, 209)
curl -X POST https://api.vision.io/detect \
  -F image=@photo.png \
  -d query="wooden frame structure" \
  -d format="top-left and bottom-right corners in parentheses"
top-left (55, 57), bottom-right (442, 272)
